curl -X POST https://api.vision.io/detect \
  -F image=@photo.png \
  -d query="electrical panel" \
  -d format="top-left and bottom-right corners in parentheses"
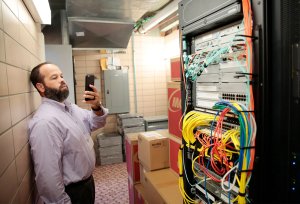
top-left (103, 70), bottom-right (130, 114)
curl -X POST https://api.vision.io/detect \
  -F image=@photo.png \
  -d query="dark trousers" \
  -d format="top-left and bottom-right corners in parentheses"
top-left (65, 175), bottom-right (95, 204)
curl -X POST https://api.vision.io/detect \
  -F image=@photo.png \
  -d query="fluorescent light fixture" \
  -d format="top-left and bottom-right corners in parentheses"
top-left (140, 0), bottom-right (180, 34)
top-left (23, 0), bottom-right (51, 24)
top-left (160, 20), bottom-right (179, 32)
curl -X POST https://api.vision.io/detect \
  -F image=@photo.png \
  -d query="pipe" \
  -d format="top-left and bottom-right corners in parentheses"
top-left (131, 32), bottom-right (138, 113)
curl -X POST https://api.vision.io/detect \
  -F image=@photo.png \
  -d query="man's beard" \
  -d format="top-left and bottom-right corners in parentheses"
top-left (44, 83), bottom-right (69, 102)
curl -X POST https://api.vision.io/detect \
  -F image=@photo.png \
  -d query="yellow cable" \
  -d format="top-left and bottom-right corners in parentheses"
top-left (178, 145), bottom-right (196, 203)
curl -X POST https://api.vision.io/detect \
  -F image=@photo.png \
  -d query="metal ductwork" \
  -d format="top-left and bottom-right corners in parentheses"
top-left (45, 0), bottom-right (172, 49)
top-left (66, 0), bottom-right (136, 49)
top-left (68, 17), bottom-right (134, 49)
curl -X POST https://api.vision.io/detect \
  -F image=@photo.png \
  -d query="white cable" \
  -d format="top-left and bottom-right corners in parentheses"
top-left (221, 164), bottom-right (238, 192)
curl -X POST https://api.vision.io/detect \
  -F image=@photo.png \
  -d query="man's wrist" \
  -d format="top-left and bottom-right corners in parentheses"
top-left (91, 104), bottom-right (102, 112)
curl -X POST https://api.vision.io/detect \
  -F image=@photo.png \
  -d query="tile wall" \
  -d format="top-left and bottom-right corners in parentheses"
top-left (73, 30), bottom-right (180, 118)
top-left (0, 0), bottom-right (44, 203)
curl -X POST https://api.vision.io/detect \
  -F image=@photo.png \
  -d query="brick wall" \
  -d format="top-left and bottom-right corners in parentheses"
top-left (0, 0), bottom-right (45, 203)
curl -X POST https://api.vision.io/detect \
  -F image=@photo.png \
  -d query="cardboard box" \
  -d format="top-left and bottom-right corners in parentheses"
top-left (167, 82), bottom-right (182, 138)
top-left (125, 132), bottom-right (141, 183)
top-left (170, 57), bottom-right (181, 81)
top-left (144, 168), bottom-right (182, 204)
top-left (143, 173), bottom-right (165, 204)
top-left (169, 135), bottom-right (181, 174)
top-left (138, 132), bottom-right (170, 171)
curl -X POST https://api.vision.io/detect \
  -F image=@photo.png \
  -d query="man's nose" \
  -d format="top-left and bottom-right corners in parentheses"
top-left (59, 77), bottom-right (66, 83)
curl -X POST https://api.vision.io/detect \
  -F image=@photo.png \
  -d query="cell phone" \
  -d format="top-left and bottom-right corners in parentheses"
top-left (85, 74), bottom-right (95, 101)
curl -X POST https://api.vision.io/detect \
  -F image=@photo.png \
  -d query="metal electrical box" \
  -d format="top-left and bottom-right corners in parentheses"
top-left (104, 70), bottom-right (129, 114)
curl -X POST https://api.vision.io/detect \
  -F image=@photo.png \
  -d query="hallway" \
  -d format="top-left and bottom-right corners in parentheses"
top-left (94, 163), bottom-right (129, 204)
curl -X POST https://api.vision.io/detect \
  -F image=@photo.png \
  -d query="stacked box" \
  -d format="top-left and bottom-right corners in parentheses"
top-left (128, 177), bottom-right (147, 204)
top-left (167, 82), bottom-right (182, 138)
top-left (135, 184), bottom-right (147, 204)
top-left (118, 117), bottom-right (144, 127)
top-left (144, 115), bottom-right (168, 131)
top-left (117, 113), bottom-right (145, 134)
top-left (117, 113), bottom-right (145, 161)
top-left (143, 168), bottom-right (182, 204)
top-left (97, 133), bottom-right (123, 165)
top-left (138, 132), bottom-right (169, 171)
top-left (169, 135), bottom-right (181, 174)
top-left (126, 132), bottom-right (148, 204)
top-left (125, 132), bottom-right (141, 183)
top-left (170, 57), bottom-right (181, 81)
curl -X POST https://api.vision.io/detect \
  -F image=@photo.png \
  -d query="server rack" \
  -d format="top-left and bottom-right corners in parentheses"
top-left (178, 0), bottom-right (300, 203)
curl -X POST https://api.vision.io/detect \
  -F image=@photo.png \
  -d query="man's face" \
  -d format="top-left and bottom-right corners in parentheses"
top-left (38, 64), bottom-right (69, 102)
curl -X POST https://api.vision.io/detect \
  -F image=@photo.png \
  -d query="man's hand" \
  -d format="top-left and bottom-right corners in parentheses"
top-left (82, 85), bottom-right (103, 114)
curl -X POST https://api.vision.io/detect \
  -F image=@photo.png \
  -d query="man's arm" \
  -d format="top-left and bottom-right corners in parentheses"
top-left (82, 84), bottom-right (109, 131)
top-left (29, 119), bottom-right (71, 204)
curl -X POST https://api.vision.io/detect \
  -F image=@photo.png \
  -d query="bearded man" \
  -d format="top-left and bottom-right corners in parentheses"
top-left (28, 62), bottom-right (108, 204)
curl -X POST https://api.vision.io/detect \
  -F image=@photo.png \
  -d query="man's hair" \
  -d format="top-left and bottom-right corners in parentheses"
top-left (30, 62), bottom-right (52, 89)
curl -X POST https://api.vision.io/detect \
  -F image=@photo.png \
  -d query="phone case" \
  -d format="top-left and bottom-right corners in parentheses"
top-left (85, 74), bottom-right (95, 101)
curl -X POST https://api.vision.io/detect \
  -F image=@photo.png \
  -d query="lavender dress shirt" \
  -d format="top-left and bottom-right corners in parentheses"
top-left (28, 97), bottom-right (108, 204)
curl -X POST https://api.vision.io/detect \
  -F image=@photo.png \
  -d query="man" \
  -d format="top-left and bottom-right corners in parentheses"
top-left (28, 62), bottom-right (108, 204)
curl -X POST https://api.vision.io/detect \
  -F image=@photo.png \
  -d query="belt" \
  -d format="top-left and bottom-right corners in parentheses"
top-left (66, 175), bottom-right (93, 188)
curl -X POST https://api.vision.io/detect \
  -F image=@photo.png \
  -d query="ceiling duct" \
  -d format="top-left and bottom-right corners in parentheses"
top-left (46, 0), bottom-right (172, 48)
top-left (68, 17), bottom-right (134, 49)
top-left (66, 0), bottom-right (135, 49)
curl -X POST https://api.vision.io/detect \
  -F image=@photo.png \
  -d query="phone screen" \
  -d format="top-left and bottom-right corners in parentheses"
top-left (85, 74), bottom-right (95, 101)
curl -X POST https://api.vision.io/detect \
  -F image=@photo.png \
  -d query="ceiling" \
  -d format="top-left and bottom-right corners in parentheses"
top-left (45, 0), bottom-right (173, 49)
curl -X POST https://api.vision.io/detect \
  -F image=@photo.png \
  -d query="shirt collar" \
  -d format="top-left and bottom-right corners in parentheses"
top-left (42, 97), bottom-right (72, 113)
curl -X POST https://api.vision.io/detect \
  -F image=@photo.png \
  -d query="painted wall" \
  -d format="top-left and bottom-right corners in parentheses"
top-left (45, 44), bottom-right (75, 103)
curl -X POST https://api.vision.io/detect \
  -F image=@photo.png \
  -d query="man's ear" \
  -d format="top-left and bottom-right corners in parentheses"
top-left (36, 83), bottom-right (45, 93)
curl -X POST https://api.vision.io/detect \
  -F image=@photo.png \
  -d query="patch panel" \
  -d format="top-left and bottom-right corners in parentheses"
top-left (194, 163), bottom-right (239, 204)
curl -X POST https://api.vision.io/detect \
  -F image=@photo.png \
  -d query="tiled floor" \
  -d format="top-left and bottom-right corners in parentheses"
top-left (93, 162), bottom-right (129, 204)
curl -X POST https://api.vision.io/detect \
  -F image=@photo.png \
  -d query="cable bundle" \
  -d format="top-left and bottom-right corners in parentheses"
top-left (214, 101), bottom-right (256, 204)
top-left (179, 101), bottom-right (256, 204)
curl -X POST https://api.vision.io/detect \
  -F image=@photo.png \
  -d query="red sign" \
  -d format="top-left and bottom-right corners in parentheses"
top-left (168, 82), bottom-right (182, 138)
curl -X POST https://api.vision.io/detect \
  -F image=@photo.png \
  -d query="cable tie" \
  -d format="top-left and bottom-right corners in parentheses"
top-left (238, 169), bottom-right (253, 173)
top-left (235, 34), bottom-right (258, 40)
top-left (238, 110), bottom-right (255, 113)
top-left (238, 192), bottom-right (246, 197)
top-left (240, 146), bottom-right (255, 150)
top-left (235, 72), bottom-right (258, 77)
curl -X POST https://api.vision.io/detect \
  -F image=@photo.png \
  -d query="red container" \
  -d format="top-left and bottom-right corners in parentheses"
top-left (167, 81), bottom-right (182, 138)
top-left (125, 133), bottom-right (140, 183)
top-left (128, 176), bottom-right (135, 204)
top-left (169, 136), bottom-right (181, 174)
top-left (170, 57), bottom-right (181, 81)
